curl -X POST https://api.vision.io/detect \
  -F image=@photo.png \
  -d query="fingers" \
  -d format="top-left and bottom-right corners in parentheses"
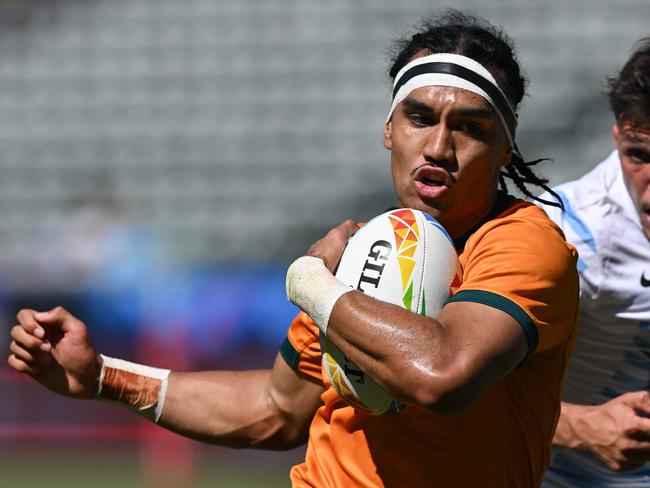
top-left (306, 219), bottom-right (359, 267)
top-left (629, 416), bottom-right (650, 441)
top-left (9, 322), bottom-right (53, 374)
top-left (16, 309), bottom-right (47, 338)
top-left (610, 437), bottom-right (650, 471)
top-left (337, 219), bottom-right (360, 237)
top-left (32, 306), bottom-right (73, 327)
top-left (623, 390), bottom-right (650, 415)
top-left (11, 323), bottom-right (47, 350)
top-left (9, 308), bottom-right (67, 376)
top-left (7, 353), bottom-right (40, 376)
top-left (9, 339), bottom-right (51, 365)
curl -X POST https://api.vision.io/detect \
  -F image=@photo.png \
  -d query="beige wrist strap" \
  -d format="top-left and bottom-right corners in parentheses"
top-left (286, 256), bottom-right (353, 335)
top-left (97, 354), bottom-right (171, 423)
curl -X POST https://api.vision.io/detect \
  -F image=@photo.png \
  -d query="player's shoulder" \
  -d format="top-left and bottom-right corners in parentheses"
top-left (537, 151), bottom-right (621, 234)
top-left (548, 151), bottom-right (620, 212)
top-left (482, 198), bottom-right (565, 240)
top-left (468, 197), bottom-right (577, 266)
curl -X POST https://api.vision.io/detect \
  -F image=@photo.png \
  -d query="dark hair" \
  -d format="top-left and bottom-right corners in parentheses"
top-left (387, 9), bottom-right (562, 208)
top-left (607, 37), bottom-right (650, 127)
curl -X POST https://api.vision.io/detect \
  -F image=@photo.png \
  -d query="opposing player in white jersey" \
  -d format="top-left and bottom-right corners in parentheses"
top-left (540, 39), bottom-right (650, 487)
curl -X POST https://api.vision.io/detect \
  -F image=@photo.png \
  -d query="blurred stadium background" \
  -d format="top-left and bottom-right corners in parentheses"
top-left (0, 0), bottom-right (648, 486)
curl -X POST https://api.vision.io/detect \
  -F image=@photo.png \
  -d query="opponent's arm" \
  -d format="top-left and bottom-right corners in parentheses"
top-left (553, 395), bottom-right (650, 472)
top-left (8, 307), bottom-right (323, 450)
top-left (288, 220), bottom-right (528, 415)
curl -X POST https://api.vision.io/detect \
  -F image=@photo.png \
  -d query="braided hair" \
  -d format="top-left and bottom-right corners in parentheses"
top-left (388, 9), bottom-right (563, 208)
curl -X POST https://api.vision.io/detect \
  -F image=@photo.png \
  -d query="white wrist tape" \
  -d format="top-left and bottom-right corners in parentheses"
top-left (286, 256), bottom-right (353, 335)
top-left (97, 354), bottom-right (171, 423)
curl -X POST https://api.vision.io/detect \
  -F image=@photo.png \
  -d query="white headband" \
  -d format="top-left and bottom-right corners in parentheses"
top-left (387, 53), bottom-right (519, 156)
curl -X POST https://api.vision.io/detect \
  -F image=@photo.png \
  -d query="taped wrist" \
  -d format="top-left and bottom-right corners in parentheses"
top-left (97, 354), bottom-right (171, 423)
top-left (286, 255), bottom-right (353, 335)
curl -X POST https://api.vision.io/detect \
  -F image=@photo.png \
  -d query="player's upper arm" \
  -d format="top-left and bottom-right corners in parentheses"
top-left (428, 299), bottom-right (528, 413)
top-left (265, 352), bottom-right (325, 447)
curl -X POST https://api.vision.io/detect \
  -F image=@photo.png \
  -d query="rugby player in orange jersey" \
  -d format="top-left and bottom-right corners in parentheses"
top-left (8, 10), bottom-right (579, 487)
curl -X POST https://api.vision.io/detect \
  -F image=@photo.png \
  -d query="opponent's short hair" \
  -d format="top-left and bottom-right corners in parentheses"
top-left (387, 9), bottom-right (562, 209)
top-left (607, 38), bottom-right (650, 127)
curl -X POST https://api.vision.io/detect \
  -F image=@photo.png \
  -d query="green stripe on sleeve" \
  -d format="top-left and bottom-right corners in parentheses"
top-left (446, 289), bottom-right (539, 364)
top-left (279, 337), bottom-right (300, 369)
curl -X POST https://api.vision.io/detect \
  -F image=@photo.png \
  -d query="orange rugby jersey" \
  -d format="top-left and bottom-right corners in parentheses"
top-left (280, 197), bottom-right (579, 488)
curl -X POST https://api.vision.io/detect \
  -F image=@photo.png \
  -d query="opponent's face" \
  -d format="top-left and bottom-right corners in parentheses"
top-left (613, 123), bottom-right (650, 240)
top-left (384, 85), bottom-right (511, 238)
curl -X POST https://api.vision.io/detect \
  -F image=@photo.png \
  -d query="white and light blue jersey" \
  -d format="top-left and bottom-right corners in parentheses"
top-left (539, 150), bottom-right (650, 487)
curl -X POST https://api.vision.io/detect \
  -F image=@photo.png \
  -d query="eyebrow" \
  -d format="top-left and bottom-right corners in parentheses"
top-left (401, 97), bottom-right (494, 119)
top-left (623, 133), bottom-right (650, 144)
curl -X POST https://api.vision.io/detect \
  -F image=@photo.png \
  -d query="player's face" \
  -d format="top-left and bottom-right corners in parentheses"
top-left (384, 85), bottom-right (511, 238)
top-left (614, 122), bottom-right (650, 240)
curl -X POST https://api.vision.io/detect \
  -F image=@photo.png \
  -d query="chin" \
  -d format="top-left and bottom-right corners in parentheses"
top-left (407, 198), bottom-right (444, 217)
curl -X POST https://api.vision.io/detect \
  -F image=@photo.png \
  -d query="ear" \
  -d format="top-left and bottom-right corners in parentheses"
top-left (612, 123), bottom-right (621, 150)
top-left (497, 145), bottom-right (513, 168)
top-left (383, 121), bottom-right (392, 150)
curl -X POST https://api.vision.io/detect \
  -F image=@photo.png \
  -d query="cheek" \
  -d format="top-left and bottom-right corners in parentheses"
top-left (390, 138), bottom-right (417, 176)
top-left (454, 135), bottom-right (500, 167)
top-left (622, 161), bottom-right (650, 198)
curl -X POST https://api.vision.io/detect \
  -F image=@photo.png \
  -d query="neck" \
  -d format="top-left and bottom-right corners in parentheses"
top-left (441, 190), bottom-right (504, 240)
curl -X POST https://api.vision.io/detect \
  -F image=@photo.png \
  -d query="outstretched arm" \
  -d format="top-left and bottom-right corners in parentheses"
top-left (161, 355), bottom-right (323, 449)
top-left (553, 394), bottom-right (650, 472)
top-left (8, 307), bottom-right (323, 450)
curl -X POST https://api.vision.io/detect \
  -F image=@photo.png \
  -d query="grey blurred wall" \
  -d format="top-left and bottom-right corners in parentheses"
top-left (0, 0), bottom-right (647, 266)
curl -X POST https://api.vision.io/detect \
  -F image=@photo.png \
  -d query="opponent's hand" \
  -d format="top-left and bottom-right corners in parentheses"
top-left (8, 307), bottom-right (102, 399)
top-left (563, 392), bottom-right (650, 471)
top-left (306, 219), bottom-right (359, 273)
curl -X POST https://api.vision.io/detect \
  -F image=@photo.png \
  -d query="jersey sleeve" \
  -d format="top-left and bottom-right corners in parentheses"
top-left (279, 311), bottom-right (323, 384)
top-left (448, 206), bottom-right (579, 358)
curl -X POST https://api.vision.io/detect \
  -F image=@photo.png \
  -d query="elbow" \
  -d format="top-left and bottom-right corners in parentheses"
top-left (239, 416), bottom-right (308, 451)
top-left (402, 364), bottom-right (480, 415)
top-left (419, 388), bottom-right (479, 415)
top-left (273, 419), bottom-right (310, 450)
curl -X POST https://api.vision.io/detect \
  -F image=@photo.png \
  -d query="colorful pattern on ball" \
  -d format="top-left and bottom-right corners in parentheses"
top-left (387, 209), bottom-right (422, 313)
top-left (322, 351), bottom-right (371, 411)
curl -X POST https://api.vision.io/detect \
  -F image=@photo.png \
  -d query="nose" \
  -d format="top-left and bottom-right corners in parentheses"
top-left (422, 123), bottom-right (454, 167)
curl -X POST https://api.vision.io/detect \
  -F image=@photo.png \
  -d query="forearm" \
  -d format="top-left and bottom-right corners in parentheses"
top-left (160, 369), bottom-right (295, 449)
top-left (97, 353), bottom-right (321, 450)
top-left (327, 291), bottom-right (450, 407)
top-left (327, 292), bottom-right (526, 413)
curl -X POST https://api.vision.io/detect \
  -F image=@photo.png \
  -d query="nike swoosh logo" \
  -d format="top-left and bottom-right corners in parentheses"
top-left (642, 272), bottom-right (650, 287)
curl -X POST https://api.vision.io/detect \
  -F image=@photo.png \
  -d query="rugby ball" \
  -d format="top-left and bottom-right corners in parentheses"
top-left (321, 208), bottom-right (461, 415)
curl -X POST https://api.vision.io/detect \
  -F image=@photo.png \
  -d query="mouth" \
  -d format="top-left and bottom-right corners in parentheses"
top-left (411, 165), bottom-right (451, 200)
top-left (413, 166), bottom-right (450, 187)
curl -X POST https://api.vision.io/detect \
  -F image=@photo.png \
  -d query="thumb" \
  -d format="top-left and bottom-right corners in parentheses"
top-left (34, 307), bottom-right (72, 329)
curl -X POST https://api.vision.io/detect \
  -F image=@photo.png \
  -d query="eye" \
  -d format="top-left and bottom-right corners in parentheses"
top-left (624, 148), bottom-right (650, 164)
top-left (408, 113), bottom-right (434, 127)
top-left (457, 121), bottom-right (484, 136)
